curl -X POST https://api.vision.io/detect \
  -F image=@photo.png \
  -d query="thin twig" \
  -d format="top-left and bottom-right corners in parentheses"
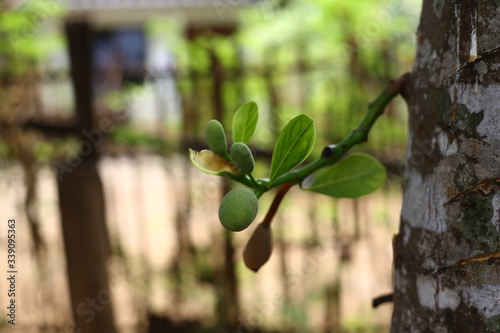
top-left (372, 293), bottom-right (394, 308)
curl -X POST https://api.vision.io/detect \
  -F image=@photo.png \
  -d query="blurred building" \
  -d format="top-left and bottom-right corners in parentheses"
top-left (66, 0), bottom-right (257, 89)
top-left (38, 0), bottom-right (258, 122)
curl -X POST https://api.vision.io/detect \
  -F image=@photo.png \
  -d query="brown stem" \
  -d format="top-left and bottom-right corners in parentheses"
top-left (262, 183), bottom-right (294, 227)
top-left (372, 293), bottom-right (394, 308)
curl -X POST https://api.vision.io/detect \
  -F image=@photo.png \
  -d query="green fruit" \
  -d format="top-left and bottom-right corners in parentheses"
top-left (230, 142), bottom-right (255, 174)
top-left (206, 119), bottom-right (228, 157)
top-left (218, 188), bottom-right (258, 232)
top-left (243, 223), bottom-right (273, 272)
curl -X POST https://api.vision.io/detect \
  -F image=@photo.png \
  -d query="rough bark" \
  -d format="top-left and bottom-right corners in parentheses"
top-left (392, 1), bottom-right (500, 332)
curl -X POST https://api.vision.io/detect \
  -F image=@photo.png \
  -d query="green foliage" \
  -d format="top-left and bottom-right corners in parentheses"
top-left (269, 114), bottom-right (316, 184)
top-left (182, 1), bottom-right (409, 276)
top-left (32, 140), bottom-right (56, 162)
top-left (0, 0), bottom-right (65, 75)
top-left (102, 84), bottom-right (145, 111)
top-left (232, 101), bottom-right (259, 145)
top-left (112, 125), bottom-right (165, 150)
top-left (0, 140), bottom-right (10, 158)
top-left (303, 153), bottom-right (386, 198)
top-left (190, 95), bottom-right (391, 237)
top-left (342, 313), bottom-right (384, 333)
top-left (150, 0), bottom-right (418, 152)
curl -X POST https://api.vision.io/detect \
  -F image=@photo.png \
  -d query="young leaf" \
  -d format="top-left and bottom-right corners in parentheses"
top-left (302, 153), bottom-right (386, 198)
top-left (232, 101), bottom-right (259, 145)
top-left (189, 149), bottom-right (241, 176)
top-left (269, 114), bottom-right (316, 184)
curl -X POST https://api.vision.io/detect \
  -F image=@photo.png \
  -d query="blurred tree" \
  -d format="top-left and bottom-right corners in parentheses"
top-left (393, 1), bottom-right (500, 331)
top-left (0, 0), bottom-right (64, 267)
top-left (54, 19), bottom-right (118, 333)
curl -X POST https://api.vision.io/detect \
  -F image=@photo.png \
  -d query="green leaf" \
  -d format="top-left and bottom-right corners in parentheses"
top-left (269, 114), bottom-right (316, 183)
top-left (232, 101), bottom-right (258, 145)
top-left (302, 153), bottom-right (386, 198)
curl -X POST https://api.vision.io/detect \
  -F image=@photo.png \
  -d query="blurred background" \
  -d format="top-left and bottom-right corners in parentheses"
top-left (0, 0), bottom-right (419, 332)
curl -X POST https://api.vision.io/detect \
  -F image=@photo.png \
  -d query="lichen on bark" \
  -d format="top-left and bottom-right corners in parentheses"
top-left (485, 314), bottom-right (500, 332)
top-left (459, 193), bottom-right (499, 251)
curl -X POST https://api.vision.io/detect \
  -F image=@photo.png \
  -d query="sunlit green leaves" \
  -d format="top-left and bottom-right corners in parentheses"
top-left (232, 101), bottom-right (258, 145)
top-left (303, 153), bottom-right (385, 198)
top-left (269, 115), bottom-right (316, 184)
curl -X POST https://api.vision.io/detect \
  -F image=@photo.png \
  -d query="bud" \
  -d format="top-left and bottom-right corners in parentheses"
top-left (230, 142), bottom-right (255, 174)
top-left (243, 223), bottom-right (273, 272)
top-left (206, 119), bottom-right (228, 158)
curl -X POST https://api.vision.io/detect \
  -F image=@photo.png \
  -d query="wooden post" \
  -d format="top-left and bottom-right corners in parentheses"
top-left (57, 18), bottom-right (117, 333)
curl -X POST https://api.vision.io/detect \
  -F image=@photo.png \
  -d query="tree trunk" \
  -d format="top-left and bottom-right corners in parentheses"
top-left (57, 19), bottom-right (117, 333)
top-left (392, 1), bottom-right (500, 332)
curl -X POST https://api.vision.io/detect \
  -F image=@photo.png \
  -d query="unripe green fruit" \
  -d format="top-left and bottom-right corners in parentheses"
top-left (243, 223), bottom-right (273, 272)
top-left (230, 142), bottom-right (255, 174)
top-left (206, 120), bottom-right (228, 157)
top-left (218, 188), bottom-right (258, 232)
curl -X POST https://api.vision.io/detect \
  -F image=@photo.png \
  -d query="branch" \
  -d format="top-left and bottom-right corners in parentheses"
top-left (269, 73), bottom-right (409, 189)
top-left (372, 293), bottom-right (394, 308)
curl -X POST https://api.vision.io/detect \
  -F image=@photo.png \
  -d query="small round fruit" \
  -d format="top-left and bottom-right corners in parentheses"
top-left (218, 188), bottom-right (258, 232)
top-left (206, 119), bottom-right (228, 157)
top-left (230, 142), bottom-right (255, 174)
top-left (243, 223), bottom-right (273, 272)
